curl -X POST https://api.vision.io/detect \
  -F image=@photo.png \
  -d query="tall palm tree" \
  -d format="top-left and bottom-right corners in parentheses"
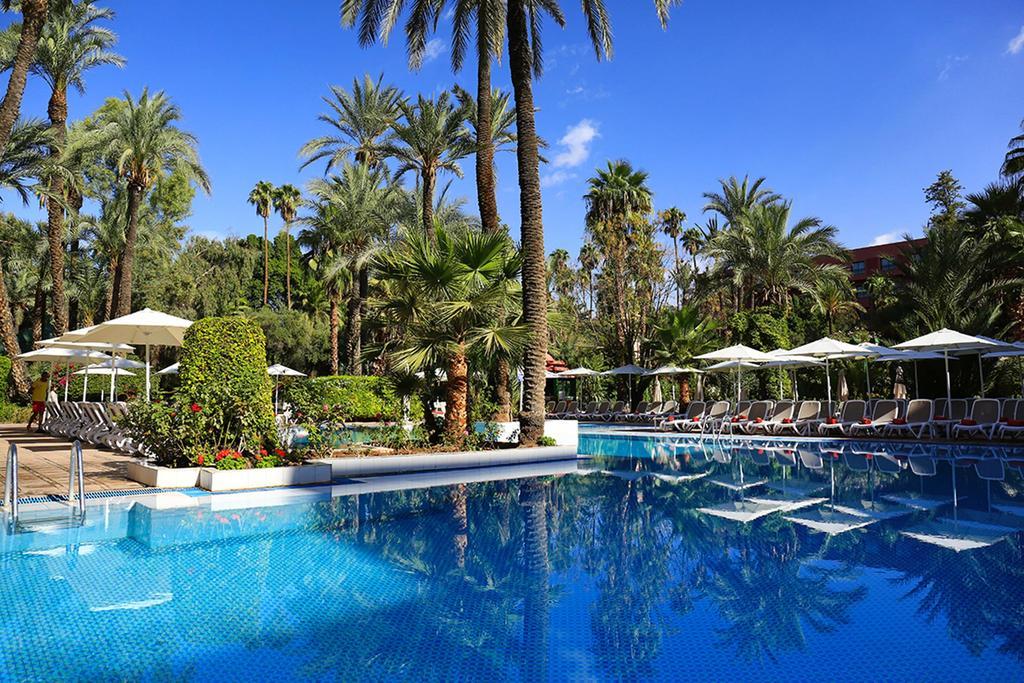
top-left (375, 224), bottom-right (523, 442)
top-left (303, 162), bottom-right (399, 374)
top-left (298, 199), bottom-right (349, 374)
top-left (578, 240), bottom-right (599, 316)
top-left (0, 0), bottom-right (48, 158)
top-left (247, 180), bottom-right (274, 306)
top-left (273, 183), bottom-right (301, 310)
top-left (658, 207), bottom-right (685, 307)
top-left (681, 226), bottom-right (704, 271)
top-left (1002, 118), bottom-right (1024, 179)
top-left (382, 92), bottom-right (468, 239)
top-left (0, 0), bottom-right (123, 334)
top-left (584, 159), bottom-right (654, 363)
top-left (702, 175), bottom-right (781, 226)
top-left (70, 88), bottom-right (209, 316)
top-left (0, 119), bottom-right (53, 397)
top-left (298, 74), bottom-right (403, 172)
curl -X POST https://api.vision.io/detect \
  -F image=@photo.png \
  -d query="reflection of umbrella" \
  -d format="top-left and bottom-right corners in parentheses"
top-left (73, 308), bottom-right (194, 402)
top-left (894, 328), bottom-right (997, 406)
top-left (783, 337), bottom-right (864, 405)
top-left (602, 364), bottom-right (648, 405)
top-left (900, 515), bottom-right (1019, 552)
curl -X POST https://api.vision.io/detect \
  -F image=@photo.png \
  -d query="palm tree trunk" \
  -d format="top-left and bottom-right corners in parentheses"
top-left (285, 221), bottom-right (292, 309)
top-left (329, 289), bottom-right (340, 374)
top-left (31, 270), bottom-right (44, 343)
top-left (494, 357), bottom-right (512, 421)
top-left (476, 14), bottom-right (499, 235)
top-left (673, 236), bottom-right (680, 308)
top-left (443, 342), bottom-right (469, 443)
top-left (344, 276), bottom-right (362, 376)
top-left (46, 86), bottom-right (68, 335)
top-left (422, 170), bottom-right (435, 240)
top-left (0, 0), bottom-right (47, 157)
top-left (0, 251), bottom-right (30, 398)
top-left (507, 0), bottom-right (549, 446)
top-left (114, 183), bottom-right (144, 317)
top-left (262, 214), bottom-right (269, 305)
top-left (103, 256), bottom-right (117, 322)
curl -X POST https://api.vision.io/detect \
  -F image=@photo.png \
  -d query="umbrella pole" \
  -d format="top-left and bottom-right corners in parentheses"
top-left (47, 362), bottom-right (53, 397)
top-left (977, 353), bottom-right (985, 398)
top-left (825, 358), bottom-right (832, 406)
top-left (145, 344), bottom-right (151, 402)
top-left (865, 359), bottom-right (871, 399)
top-left (63, 361), bottom-right (70, 401)
top-left (914, 361), bottom-right (919, 399)
top-left (109, 354), bottom-right (116, 399)
top-left (944, 350), bottom-right (952, 407)
top-left (82, 373), bottom-right (88, 402)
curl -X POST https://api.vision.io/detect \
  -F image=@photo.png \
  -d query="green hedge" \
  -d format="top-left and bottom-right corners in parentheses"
top-left (287, 375), bottom-right (421, 422)
top-left (0, 355), bottom-right (10, 403)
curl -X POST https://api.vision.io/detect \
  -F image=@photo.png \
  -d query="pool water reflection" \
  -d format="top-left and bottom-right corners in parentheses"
top-left (0, 434), bottom-right (1022, 681)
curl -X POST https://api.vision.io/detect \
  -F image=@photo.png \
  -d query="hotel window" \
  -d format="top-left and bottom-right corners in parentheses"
top-left (851, 261), bottom-right (865, 276)
top-left (855, 284), bottom-right (869, 298)
top-left (880, 257), bottom-right (895, 271)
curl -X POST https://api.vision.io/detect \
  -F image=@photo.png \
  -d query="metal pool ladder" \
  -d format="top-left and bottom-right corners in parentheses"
top-left (68, 440), bottom-right (85, 515)
top-left (3, 440), bottom-right (85, 527)
top-left (4, 443), bottom-right (18, 523)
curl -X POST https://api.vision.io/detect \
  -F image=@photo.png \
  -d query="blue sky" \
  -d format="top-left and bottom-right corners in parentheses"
top-left (3, 0), bottom-right (1024, 255)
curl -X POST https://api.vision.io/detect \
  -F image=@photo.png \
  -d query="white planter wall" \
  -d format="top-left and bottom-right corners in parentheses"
top-left (197, 464), bottom-right (332, 492)
top-left (473, 419), bottom-right (578, 447)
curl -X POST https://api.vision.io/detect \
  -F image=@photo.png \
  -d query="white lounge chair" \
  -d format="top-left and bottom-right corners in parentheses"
top-left (951, 398), bottom-right (1000, 440)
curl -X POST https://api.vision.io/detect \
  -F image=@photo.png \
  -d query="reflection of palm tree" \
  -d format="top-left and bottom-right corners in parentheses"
top-left (519, 478), bottom-right (550, 682)
top-left (696, 521), bottom-right (866, 663)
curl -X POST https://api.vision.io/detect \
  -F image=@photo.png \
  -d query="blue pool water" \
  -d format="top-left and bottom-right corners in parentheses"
top-left (2, 433), bottom-right (1024, 681)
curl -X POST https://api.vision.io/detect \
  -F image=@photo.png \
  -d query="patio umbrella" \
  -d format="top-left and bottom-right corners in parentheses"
top-left (893, 329), bottom-right (997, 406)
top-left (963, 336), bottom-right (1020, 397)
top-left (15, 346), bottom-right (113, 401)
top-left (73, 366), bottom-right (136, 402)
top-left (559, 367), bottom-right (600, 402)
top-left (982, 343), bottom-right (1024, 396)
top-left (783, 337), bottom-right (864, 405)
top-left (696, 345), bottom-right (772, 401)
top-left (602, 364), bottom-right (649, 405)
top-left (762, 350), bottom-right (822, 399)
top-left (855, 342), bottom-right (896, 398)
top-left (157, 362), bottom-right (179, 375)
top-left (704, 360), bottom-right (759, 401)
top-left (72, 308), bottom-right (194, 401)
top-left (267, 363), bottom-right (307, 412)
top-left (837, 369), bottom-right (849, 402)
top-left (76, 358), bottom-right (145, 401)
top-left (646, 366), bottom-right (703, 401)
top-left (875, 350), bottom-right (955, 399)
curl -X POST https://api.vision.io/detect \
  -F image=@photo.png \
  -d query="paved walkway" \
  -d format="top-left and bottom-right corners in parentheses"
top-left (0, 424), bottom-right (143, 498)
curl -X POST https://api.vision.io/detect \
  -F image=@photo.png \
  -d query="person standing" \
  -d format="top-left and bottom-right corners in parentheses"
top-left (25, 372), bottom-right (49, 431)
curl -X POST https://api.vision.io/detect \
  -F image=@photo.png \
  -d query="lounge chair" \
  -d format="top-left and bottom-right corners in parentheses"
top-left (544, 400), bottom-right (555, 415)
top-left (699, 400), bottom-right (733, 433)
top-left (995, 401), bottom-right (1024, 439)
top-left (586, 401), bottom-right (612, 421)
top-left (625, 401), bottom-right (650, 422)
top-left (651, 400), bottom-right (678, 428)
top-left (951, 398), bottom-right (1000, 440)
top-left (818, 400), bottom-right (867, 436)
top-left (733, 400), bottom-right (773, 434)
top-left (848, 399), bottom-right (899, 437)
top-left (750, 400), bottom-right (794, 435)
top-left (545, 400), bottom-right (565, 419)
top-left (774, 401), bottom-right (821, 436)
top-left (929, 398), bottom-right (968, 438)
top-left (668, 401), bottom-right (707, 432)
top-left (602, 401), bottom-right (626, 422)
top-left (633, 401), bottom-right (663, 423)
top-left (555, 400), bottom-right (578, 418)
top-left (884, 399), bottom-right (933, 439)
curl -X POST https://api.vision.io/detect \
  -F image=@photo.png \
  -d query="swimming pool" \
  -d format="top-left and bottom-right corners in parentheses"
top-left (1, 434), bottom-right (1023, 681)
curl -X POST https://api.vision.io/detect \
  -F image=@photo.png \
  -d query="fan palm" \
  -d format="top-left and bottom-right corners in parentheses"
top-left (649, 305), bottom-right (720, 402)
top-left (70, 88), bottom-right (209, 316)
top-left (374, 224), bottom-right (523, 442)
top-left (272, 183), bottom-right (301, 309)
top-left (247, 180), bottom-right (274, 306)
top-left (0, 0), bottom-right (48, 158)
top-left (1002, 118), bottom-right (1024, 179)
top-left (0, 0), bottom-right (123, 334)
top-left (382, 92), bottom-right (468, 240)
top-left (299, 73), bottom-right (403, 171)
top-left (302, 162), bottom-right (400, 374)
top-left (810, 277), bottom-right (864, 335)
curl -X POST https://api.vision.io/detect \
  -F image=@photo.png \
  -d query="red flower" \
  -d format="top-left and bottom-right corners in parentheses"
top-left (259, 448), bottom-right (268, 456)
top-left (190, 403), bottom-right (202, 413)
top-left (197, 454), bottom-right (205, 465)
top-left (233, 452), bottom-right (241, 459)
top-left (275, 448), bottom-right (285, 457)
top-left (216, 451), bottom-right (226, 461)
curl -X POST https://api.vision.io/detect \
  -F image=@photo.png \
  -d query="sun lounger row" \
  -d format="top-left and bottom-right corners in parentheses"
top-left (544, 400), bottom-right (680, 423)
top-left (40, 401), bottom-right (140, 453)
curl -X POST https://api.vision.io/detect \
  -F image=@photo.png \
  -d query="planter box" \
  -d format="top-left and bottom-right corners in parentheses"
top-left (126, 462), bottom-right (202, 489)
top-left (315, 445), bottom-right (577, 479)
top-left (473, 419), bottom-right (578, 447)
top-left (198, 464), bottom-right (333, 492)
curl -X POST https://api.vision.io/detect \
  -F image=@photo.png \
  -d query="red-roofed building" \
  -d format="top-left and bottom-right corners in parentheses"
top-left (823, 238), bottom-right (927, 307)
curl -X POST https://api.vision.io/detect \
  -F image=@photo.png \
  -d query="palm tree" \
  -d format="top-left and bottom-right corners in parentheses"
top-left (298, 199), bottom-right (349, 374)
top-left (584, 159), bottom-right (654, 363)
top-left (702, 175), bottom-right (782, 226)
top-left (272, 183), bottom-right (301, 309)
top-left (810, 277), bottom-right (864, 335)
top-left (578, 240), bottom-right (599, 316)
top-left (375, 225), bottom-right (523, 442)
top-left (0, 0), bottom-right (123, 334)
top-left (247, 180), bottom-right (274, 306)
top-left (681, 226), bottom-right (704, 271)
top-left (382, 92), bottom-right (468, 239)
top-left (704, 201), bottom-right (845, 309)
top-left (0, 0), bottom-right (48, 158)
top-left (658, 207), bottom-right (685, 307)
top-left (299, 74), bottom-right (403, 172)
top-left (546, 248), bottom-right (574, 303)
top-left (303, 162), bottom-right (400, 374)
top-left (0, 119), bottom-right (53, 397)
top-left (649, 305), bottom-right (720, 402)
top-left (70, 88), bottom-right (209, 316)
top-left (1002, 118), bottom-right (1024, 179)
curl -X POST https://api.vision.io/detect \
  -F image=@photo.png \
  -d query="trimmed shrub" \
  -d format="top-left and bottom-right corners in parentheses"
top-left (0, 355), bottom-right (10, 400)
top-left (286, 375), bottom-right (422, 423)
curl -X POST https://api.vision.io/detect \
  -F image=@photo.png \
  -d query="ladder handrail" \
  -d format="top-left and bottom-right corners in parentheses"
top-left (4, 443), bottom-right (17, 522)
top-left (69, 440), bottom-right (85, 516)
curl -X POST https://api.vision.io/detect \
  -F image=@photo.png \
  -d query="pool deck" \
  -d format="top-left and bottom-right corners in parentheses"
top-left (0, 423), bottom-right (144, 498)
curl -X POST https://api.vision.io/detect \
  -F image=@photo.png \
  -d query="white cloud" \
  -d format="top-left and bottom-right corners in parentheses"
top-left (1008, 26), bottom-right (1024, 55)
top-left (937, 54), bottom-right (967, 81)
top-left (423, 39), bottom-right (445, 63)
top-left (541, 170), bottom-right (577, 188)
top-left (552, 119), bottom-right (598, 168)
top-left (869, 231), bottom-right (906, 246)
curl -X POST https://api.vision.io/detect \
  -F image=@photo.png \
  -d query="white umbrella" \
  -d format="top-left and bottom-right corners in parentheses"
top-left (646, 365), bottom-right (703, 402)
top-left (696, 345), bottom-right (772, 401)
top-left (157, 362), bottom-right (179, 375)
top-left (559, 367), bottom-right (600, 402)
top-left (762, 350), bottom-right (822, 398)
top-left (73, 308), bottom-right (193, 401)
top-left (267, 364), bottom-right (307, 412)
top-left (15, 346), bottom-right (113, 401)
top-left (837, 369), bottom-right (849, 402)
top-left (960, 336), bottom-right (1019, 397)
top-left (602, 364), bottom-right (649, 405)
top-left (783, 337), bottom-right (864, 405)
top-left (74, 366), bottom-right (135, 376)
top-left (894, 329), bottom-right (997, 405)
top-left (76, 358), bottom-right (145, 400)
top-left (855, 342), bottom-right (896, 398)
top-left (544, 371), bottom-right (562, 379)
top-left (875, 350), bottom-right (957, 399)
top-left (52, 328), bottom-right (140, 400)
top-left (705, 360), bottom-right (759, 401)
